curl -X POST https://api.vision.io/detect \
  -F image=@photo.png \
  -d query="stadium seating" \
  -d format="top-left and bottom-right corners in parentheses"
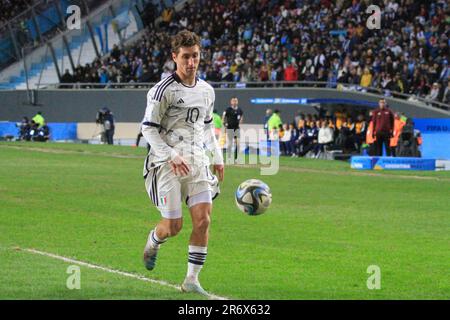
top-left (0, 0), bottom-right (141, 89)
top-left (51, 0), bottom-right (449, 106)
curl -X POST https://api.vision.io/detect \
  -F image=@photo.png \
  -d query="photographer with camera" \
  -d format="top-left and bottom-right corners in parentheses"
top-left (96, 107), bottom-right (115, 145)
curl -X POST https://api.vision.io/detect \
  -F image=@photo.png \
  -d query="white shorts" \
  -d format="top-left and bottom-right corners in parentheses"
top-left (145, 163), bottom-right (219, 219)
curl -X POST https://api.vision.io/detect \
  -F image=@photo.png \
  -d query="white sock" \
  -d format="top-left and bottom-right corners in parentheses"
top-left (186, 245), bottom-right (207, 283)
top-left (146, 228), bottom-right (166, 249)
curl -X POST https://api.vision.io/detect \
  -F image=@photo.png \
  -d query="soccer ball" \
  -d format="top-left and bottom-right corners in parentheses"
top-left (235, 179), bottom-right (272, 215)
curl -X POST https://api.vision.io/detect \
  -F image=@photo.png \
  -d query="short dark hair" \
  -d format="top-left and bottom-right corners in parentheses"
top-left (171, 30), bottom-right (201, 54)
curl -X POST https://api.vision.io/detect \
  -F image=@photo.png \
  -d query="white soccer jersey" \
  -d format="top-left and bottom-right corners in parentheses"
top-left (141, 73), bottom-right (222, 176)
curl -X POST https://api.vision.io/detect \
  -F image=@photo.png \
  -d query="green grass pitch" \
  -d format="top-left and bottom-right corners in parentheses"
top-left (0, 142), bottom-right (449, 299)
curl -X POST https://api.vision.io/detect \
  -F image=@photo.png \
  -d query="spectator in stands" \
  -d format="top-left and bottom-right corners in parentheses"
top-left (160, 6), bottom-right (174, 29)
top-left (327, 70), bottom-right (337, 88)
top-left (60, 69), bottom-right (74, 88)
top-left (443, 81), bottom-right (450, 104)
top-left (426, 82), bottom-right (441, 101)
top-left (138, 1), bottom-right (157, 28)
top-left (0, 1), bottom-right (31, 28)
top-left (372, 99), bottom-right (395, 156)
top-left (56, 0), bottom-right (449, 108)
top-left (284, 62), bottom-right (298, 82)
top-left (360, 67), bottom-right (372, 89)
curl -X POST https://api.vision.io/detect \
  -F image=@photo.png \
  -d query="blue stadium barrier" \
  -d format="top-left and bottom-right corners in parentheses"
top-left (0, 122), bottom-right (77, 140)
top-left (47, 123), bottom-right (77, 140)
top-left (351, 156), bottom-right (436, 171)
top-left (250, 97), bottom-right (378, 108)
top-left (0, 122), bottom-right (19, 137)
top-left (413, 118), bottom-right (450, 159)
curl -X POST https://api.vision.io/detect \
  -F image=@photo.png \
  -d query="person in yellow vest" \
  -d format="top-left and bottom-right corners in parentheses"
top-left (390, 113), bottom-right (406, 157)
top-left (32, 111), bottom-right (45, 129)
top-left (360, 67), bottom-right (372, 88)
top-left (334, 109), bottom-right (346, 131)
top-left (365, 111), bottom-right (376, 155)
top-left (268, 109), bottom-right (283, 140)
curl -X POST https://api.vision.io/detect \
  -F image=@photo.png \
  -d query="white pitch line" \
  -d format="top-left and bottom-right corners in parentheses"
top-left (23, 248), bottom-right (229, 300)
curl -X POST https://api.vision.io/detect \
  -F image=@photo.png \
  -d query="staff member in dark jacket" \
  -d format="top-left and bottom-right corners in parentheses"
top-left (222, 97), bottom-right (244, 161)
top-left (372, 99), bottom-right (395, 156)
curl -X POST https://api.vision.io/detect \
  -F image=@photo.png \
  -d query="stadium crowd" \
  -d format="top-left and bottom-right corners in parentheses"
top-left (0, 0), bottom-right (31, 27)
top-left (60, 0), bottom-right (450, 104)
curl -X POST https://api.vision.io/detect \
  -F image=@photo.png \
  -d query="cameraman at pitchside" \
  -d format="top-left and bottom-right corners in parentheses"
top-left (96, 107), bottom-right (115, 145)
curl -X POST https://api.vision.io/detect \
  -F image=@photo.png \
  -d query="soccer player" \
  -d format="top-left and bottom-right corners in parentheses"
top-left (140, 30), bottom-right (224, 296)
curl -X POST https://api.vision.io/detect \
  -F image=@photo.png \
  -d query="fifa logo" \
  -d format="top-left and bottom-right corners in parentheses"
top-left (66, 5), bottom-right (81, 30)
top-left (366, 5), bottom-right (381, 30)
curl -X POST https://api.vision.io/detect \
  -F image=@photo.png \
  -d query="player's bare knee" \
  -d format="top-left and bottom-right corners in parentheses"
top-left (168, 220), bottom-right (183, 236)
top-left (158, 219), bottom-right (182, 237)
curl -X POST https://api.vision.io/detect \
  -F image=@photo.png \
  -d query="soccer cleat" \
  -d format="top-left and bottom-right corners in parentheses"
top-left (143, 230), bottom-right (160, 271)
top-left (181, 279), bottom-right (210, 297)
top-left (143, 245), bottom-right (159, 270)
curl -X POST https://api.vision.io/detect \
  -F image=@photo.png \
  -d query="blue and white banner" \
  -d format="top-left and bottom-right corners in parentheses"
top-left (373, 157), bottom-right (436, 170)
top-left (250, 97), bottom-right (378, 107)
top-left (413, 118), bottom-right (450, 159)
top-left (351, 156), bottom-right (436, 171)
